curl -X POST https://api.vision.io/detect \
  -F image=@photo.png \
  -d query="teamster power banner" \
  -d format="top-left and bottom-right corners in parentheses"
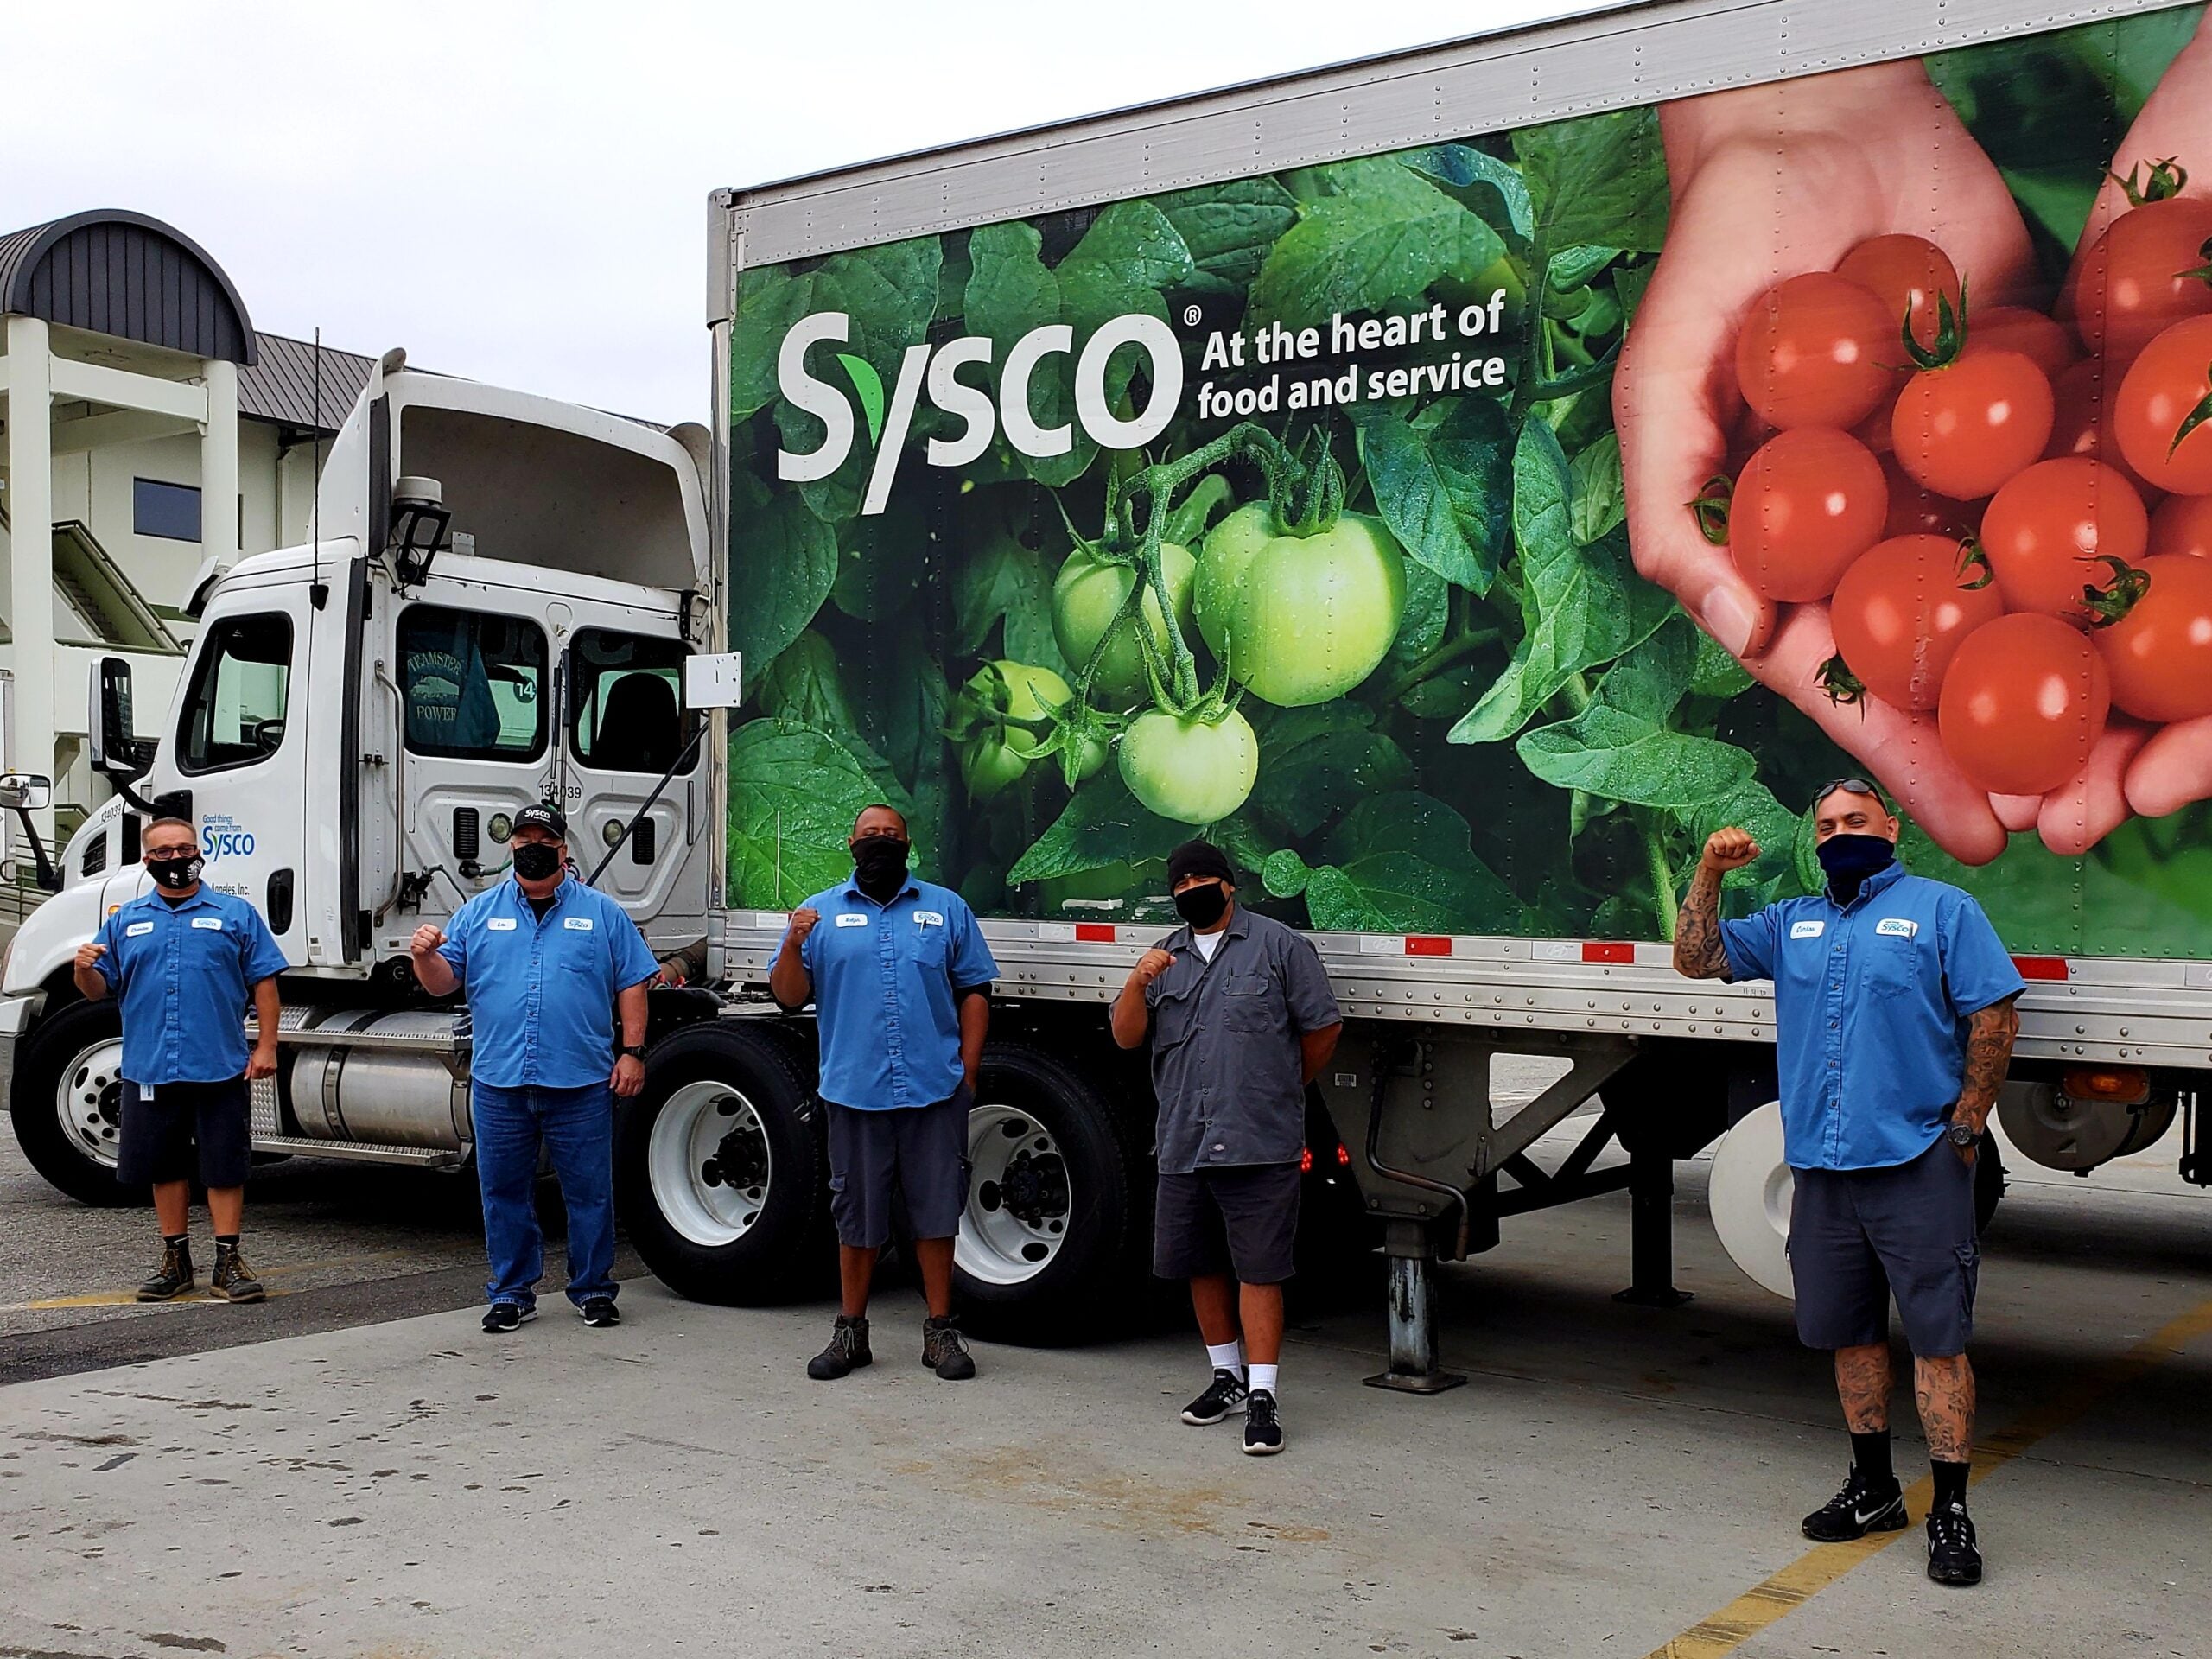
top-left (726, 6), bottom-right (2212, 958)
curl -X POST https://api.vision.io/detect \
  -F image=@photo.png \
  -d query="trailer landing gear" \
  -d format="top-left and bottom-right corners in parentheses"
top-left (1363, 1223), bottom-right (1465, 1395)
top-left (1613, 1147), bottom-right (1692, 1308)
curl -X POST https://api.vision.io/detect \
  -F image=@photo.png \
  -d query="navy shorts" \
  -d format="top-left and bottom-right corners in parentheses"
top-left (1789, 1135), bottom-right (1980, 1357)
top-left (116, 1077), bottom-right (251, 1189)
top-left (825, 1087), bottom-right (971, 1249)
top-left (1154, 1163), bottom-right (1301, 1285)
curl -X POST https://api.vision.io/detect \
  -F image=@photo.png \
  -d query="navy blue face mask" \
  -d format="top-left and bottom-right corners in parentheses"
top-left (1816, 833), bottom-right (1895, 901)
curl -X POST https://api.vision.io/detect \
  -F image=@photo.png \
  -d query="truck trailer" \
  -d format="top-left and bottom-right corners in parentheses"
top-left (6, 0), bottom-right (2209, 1385)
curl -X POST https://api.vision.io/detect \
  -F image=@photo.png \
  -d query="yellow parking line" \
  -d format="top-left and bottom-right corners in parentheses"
top-left (1649, 1295), bottom-right (2212, 1659)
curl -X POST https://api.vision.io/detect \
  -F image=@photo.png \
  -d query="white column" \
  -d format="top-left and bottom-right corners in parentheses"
top-left (200, 357), bottom-right (239, 574)
top-left (5, 315), bottom-right (55, 840)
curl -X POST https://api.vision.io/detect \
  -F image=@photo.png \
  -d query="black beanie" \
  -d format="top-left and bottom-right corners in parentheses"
top-left (1166, 840), bottom-right (1235, 887)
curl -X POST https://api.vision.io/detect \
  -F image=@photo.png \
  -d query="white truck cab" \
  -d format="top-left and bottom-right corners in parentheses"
top-left (2, 353), bottom-right (718, 1201)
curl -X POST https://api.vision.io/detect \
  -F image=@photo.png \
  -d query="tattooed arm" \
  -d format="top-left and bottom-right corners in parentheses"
top-left (1673, 827), bottom-right (1762, 979)
top-left (1952, 995), bottom-right (2020, 1141)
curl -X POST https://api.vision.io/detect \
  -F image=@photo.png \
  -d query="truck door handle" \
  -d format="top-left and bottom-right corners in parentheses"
top-left (266, 868), bottom-right (296, 934)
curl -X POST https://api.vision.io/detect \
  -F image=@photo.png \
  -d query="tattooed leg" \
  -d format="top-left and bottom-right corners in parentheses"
top-left (1914, 1352), bottom-right (1976, 1463)
top-left (1834, 1341), bottom-right (1892, 1433)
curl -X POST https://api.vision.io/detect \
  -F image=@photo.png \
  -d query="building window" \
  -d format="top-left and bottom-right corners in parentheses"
top-left (133, 478), bottom-right (202, 543)
top-left (398, 607), bottom-right (548, 761)
top-left (176, 613), bottom-right (293, 775)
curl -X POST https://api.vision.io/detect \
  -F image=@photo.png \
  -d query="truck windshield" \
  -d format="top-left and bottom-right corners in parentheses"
top-left (569, 629), bottom-right (691, 775)
top-left (175, 613), bottom-right (293, 775)
top-left (397, 606), bottom-right (547, 760)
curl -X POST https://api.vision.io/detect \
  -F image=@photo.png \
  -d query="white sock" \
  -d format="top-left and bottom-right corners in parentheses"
top-left (1205, 1340), bottom-right (1244, 1376)
top-left (1248, 1363), bottom-right (1279, 1397)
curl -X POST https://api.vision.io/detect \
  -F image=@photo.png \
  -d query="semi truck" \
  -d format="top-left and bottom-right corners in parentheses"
top-left (7, 0), bottom-right (2210, 1385)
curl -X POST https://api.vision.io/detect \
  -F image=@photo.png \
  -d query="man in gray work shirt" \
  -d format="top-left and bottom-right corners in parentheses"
top-left (1111, 839), bottom-right (1341, 1457)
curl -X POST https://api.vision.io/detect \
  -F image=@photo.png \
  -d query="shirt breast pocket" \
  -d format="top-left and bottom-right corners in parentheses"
top-left (1152, 982), bottom-right (1198, 1049)
top-left (909, 923), bottom-right (950, 970)
top-left (1221, 972), bottom-right (1276, 1033)
top-left (1866, 937), bottom-right (1920, 999)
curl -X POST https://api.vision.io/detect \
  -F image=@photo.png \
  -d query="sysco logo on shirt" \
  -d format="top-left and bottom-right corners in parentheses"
top-left (775, 310), bottom-right (1184, 515)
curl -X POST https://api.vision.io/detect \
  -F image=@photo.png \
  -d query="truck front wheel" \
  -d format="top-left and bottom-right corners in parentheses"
top-left (616, 1020), bottom-right (827, 1304)
top-left (10, 1000), bottom-right (145, 1207)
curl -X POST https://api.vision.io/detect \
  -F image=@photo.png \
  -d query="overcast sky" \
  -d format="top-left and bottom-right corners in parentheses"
top-left (4, 1), bottom-right (1614, 424)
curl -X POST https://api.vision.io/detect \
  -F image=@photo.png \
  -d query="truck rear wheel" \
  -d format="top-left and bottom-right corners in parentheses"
top-left (10, 1000), bottom-right (146, 1207)
top-left (616, 1020), bottom-right (827, 1304)
top-left (955, 1041), bottom-right (1151, 1344)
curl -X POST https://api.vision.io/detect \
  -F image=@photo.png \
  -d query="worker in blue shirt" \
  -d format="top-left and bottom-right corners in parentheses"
top-left (410, 804), bottom-right (662, 1335)
top-left (770, 804), bottom-right (999, 1382)
top-left (73, 816), bottom-right (286, 1303)
top-left (1673, 779), bottom-right (2023, 1590)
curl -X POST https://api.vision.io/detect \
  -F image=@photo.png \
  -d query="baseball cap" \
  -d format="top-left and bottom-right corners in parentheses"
top-left (512, 803), bottom-right (568, 838)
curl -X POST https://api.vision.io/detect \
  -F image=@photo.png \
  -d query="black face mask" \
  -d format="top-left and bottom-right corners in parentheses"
top-left (146, 855), bottom-right (202, 892)
top-left (1173, 881), bottom-right (1230, 928)
top-left (512, 842), bottom-right (564, 881)
top-left (1816, 832), bottom-right (1896, 903)
top-left (852, 836), bottom-right (910, 900)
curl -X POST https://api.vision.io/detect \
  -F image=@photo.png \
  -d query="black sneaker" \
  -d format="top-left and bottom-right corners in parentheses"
top-left (807, 1314), bottom-right (872, 1380)
top-left (482, 1302), bottom-right (537, 1334)
top-left (1242, 1389), bottom-right (1285, 1456)
top-left (1801, 1466), bottom-right (1908, 1542)
top-left (922, 1314), bottom-right (976, 1381)
top-left (208, 1244), bottom-right (265, 1304)
top-left (136, 1238), bottom-right (194, 1302)
top-left (578, 1297), bottom-right (620, 1328)
top-left (1181, 1368), bottom-right (1249, 1426)
top-left (1926, 1500), bottom-right (1983, 1586)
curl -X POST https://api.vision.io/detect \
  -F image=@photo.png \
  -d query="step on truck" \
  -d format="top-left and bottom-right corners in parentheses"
top-left (8, 0), bottom-right (2211, 1382)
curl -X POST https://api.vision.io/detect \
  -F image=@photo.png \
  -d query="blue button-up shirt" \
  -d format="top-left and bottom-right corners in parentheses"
top-left (1721, 861), bottom-right (2024, 1172)
top-left (94, 887), bottom-right (287, 1085)
top-left (437, 876), bottom-right (661, 1090)
top-left (793, 877), bottom-right (999, 1111)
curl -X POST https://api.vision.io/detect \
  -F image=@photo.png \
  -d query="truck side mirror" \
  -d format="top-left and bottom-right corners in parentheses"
top-left (0, 772), bottom-right (51, 811)
top-left (87, 657), bottom-right (145, 780)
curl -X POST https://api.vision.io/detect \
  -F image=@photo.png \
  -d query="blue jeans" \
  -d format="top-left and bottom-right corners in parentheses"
top-left (472, 1081), bottom-right (618, 1310)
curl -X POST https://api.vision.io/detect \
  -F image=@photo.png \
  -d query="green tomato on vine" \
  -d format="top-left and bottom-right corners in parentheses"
top-left (1052, 541), bottom-right (1198, 703)
top-left (1194, 501), bottom-right (1408, 707)
top-left (953, 659), bottom-right (1100, 802)
top-left (1118, 707), bottom-right (1259, 824)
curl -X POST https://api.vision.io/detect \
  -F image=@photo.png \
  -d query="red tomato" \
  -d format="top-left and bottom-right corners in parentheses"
top-left (1728, 428), bottom-right (1889, 602)
top-left (2092, 553), bottom-right (2212, 721)
top-left (1830, 533), bottom-right (2006, 710)
top-left (2064, 196), bottom-right (2212, 363)
top-left (2045, 356), bottom-right (2164, 503)
top-left (1878, 451), bottom-right (1978, 539)
top-left (1735, 272), bottom-right (1898, 429)
top-left (1974, 305), bottom-right (2079, 380)
top-left (1979, 457), bottom-right (2149, 620)
top-left (2149, 491), bottom-right (2212, 557)
top-left (1891, 346), bottom-right (2055, 499)
top-left (2115, 315), bottom-right (2212, 493)
top-left (1836, 235), bottom-right (1963, 353)
top-left (1938, 613), bottom-right (2111, 796)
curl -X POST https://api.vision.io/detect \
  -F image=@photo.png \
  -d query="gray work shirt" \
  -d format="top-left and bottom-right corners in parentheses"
top-left (1143, 906), bottom-right (1342, 1173)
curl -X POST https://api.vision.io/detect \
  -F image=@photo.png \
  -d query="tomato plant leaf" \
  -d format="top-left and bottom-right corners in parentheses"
top-left (1548, 244), bottom-right (1620, 291)
top-left (727, 720), bottom-right (916, 908)
top-left (1306, 791), bottom-right (1527, 932)
top-left (831, 499), bottom-right (928, 622)
top-left (1007, 772), bottom-right (1188, 884)
top-left (1255, 726), bottom-right (1414, 838)
top-left (1512, 107), bottom-right (1667, 253)
top-left (1262, 848), bottom-right (1313, 898)
top-left (755, 630), bottom-right (859, 734)
top-left (1389, 560), bottom-right (1449, 663)
top-left (1687, 779), bottom-right (1801, 893)
top-left (728, 470), bottom-right (838, 668)
top-left (1249, 158), bottom-right (1504, 330)
top-left (1690, 627), bottom-right (1756, 698)
top-left (1155, 179), bottom-right (1301, 296)
top-left (1065, 200), bottom-right (1198, 291)
top-left (1400, 143), bottom-right (1535, 240)
top-left (1357, 397), bottom-right (1511, 593)
top-left (1568, 431), bottom-right (1625, 545)
top-left (1515, 706), bottom-right (1756, 808)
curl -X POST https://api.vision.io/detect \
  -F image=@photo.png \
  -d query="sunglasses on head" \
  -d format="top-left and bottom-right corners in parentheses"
top-left (1810, 777), bottom-right (1889, 812)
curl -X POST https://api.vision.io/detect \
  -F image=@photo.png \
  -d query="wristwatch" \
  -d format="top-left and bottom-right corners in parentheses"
top-left (1947, 1119), bottom-right (1979, 1147)
top-left (619, 1045), bottom-right (646, 1062)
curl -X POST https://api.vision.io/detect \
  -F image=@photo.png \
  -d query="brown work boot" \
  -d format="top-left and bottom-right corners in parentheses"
top-left (137, 1237), bottom-right (194, 1301)
top-left (208, 1243), bottom-right (265, 1303)
top-left (807, 1314), bottom-right (872, 1380)
top-left (922, 1314), bottom-right (976, 1380)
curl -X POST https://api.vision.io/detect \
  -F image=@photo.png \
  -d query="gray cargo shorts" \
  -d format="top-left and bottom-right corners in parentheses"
top-left (1154, 1162), bottom-right (1301, 1285)
top-left (825, 1086), bottom-right (971, 1249)
top-left (1789, 1134), bottom-right (1979, 1357)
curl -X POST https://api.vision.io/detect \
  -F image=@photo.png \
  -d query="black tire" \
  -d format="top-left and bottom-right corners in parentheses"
top-left (615, 1019), bottom-right (828, 1305)
top-left (10, 999), bottom-right (145, 1206)
top-left (954, 1040), bottom-right (1153, 1345)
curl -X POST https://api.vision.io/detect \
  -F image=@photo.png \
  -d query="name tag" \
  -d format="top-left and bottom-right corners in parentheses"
top-left (1876, 918), bottom-right (1918, 938)
top-left (487, 917), bottom-right (518, 931)
top-left (914, 911), bottom-right (944, 927)
top-left (190, 918), bottom-right (224, 931)
top-left (563, 917), bottom-right (594, 931)
top-left (1789, 920), bottom-right (1825, 939)
top-left (836, 913), bottom-right (868, 928)
top-left (125, 921), bottom-right (156, 938)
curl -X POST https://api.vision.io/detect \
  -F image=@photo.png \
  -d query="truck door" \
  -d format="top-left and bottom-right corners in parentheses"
top-left (562, 626), bottom-right (709, 949)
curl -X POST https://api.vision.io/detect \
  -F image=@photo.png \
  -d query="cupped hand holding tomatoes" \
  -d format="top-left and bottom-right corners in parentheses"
top-left (1979, 456), bottom-right (2149, 620)
top-left (1937, 613), bottom-right (2112, 797)
top-left (1727, 428), bottom-right (1889, 601)
top-left (1827, 533), bottom-right (2005, 709)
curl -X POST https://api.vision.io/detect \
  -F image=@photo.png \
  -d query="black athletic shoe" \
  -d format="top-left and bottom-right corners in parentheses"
top-left (578, 1297), bottom-right (620, 1328)
top-left (1181, 1368), bottom-right (1249, 1426)
top-left (808, 1314), bottom-right (872, 1380)
top-left (922, 1314), bottom-right (976, 1380)
top-left (1242, 1389), bottom-right (1285, 1456)
top-left (1801, 1466), bottom-right (1909, 1542)
top-left (208, 1244), bottom-right (265, 1304)
top-left (482, 1302), bottom-right (537, 1334)
top-left (136, 1239), bottom-right (194, 1302)
top-left (1926, 1500), bottom-right (1983, 1586)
